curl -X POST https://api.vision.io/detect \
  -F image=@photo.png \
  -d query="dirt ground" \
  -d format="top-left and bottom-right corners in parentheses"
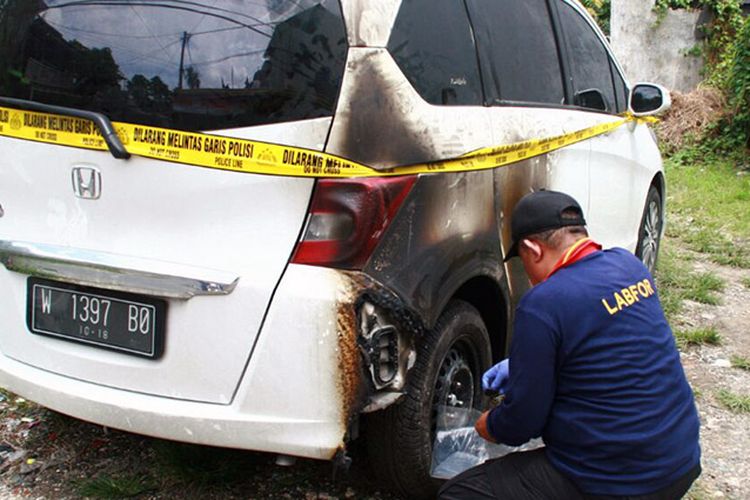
top-left (0, 242), bottom-right (748, 499)
top-left (676, 252), bottom-right (750, 499)
top-left (0, 415), bottom-right (399, 499)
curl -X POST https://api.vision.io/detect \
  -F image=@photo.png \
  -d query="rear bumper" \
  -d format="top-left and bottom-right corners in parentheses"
top-left (0, 355), bottom-right (343, 459)
top-left (0, 264), bottom-right (363, 460)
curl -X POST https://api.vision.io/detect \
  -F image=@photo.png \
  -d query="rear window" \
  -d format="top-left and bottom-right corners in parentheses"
top-left (0, 0), bottom-right (347, 132)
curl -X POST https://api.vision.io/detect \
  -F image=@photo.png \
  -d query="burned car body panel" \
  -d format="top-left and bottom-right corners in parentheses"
top-left (342, 0), bottom-right (401, 47)
top-left (0, 0), bottom-right (666, 481)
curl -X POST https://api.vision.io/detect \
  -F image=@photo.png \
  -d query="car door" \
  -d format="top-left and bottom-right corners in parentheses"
top-left (553, 0), bottom-right (657, 251)
top-left (465, 0), bottom-right (591, 301)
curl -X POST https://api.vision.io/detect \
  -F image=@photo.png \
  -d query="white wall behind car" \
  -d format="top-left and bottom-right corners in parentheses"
top-left (610, 0), bottom-right (704, 93)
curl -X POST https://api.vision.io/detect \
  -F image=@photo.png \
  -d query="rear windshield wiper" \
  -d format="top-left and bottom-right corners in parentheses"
top-left (0, 97), bottom-right (130, 160)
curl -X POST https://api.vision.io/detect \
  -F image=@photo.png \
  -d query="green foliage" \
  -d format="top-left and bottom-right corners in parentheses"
top-left (580, 0), bottom-right (611, 35)
top-left (653, 0), bottom-right (742, 79)
top-left (75, 475), bottom-right (155, 498)
top-left (653, 0), bottom-right (698, 20)
top-left (664, 156), bottom-right (750, 268)
top-left (676, 223), bottom-right (750, 268)
top-left (674, 327), bottom-right (722, 347)
top-left (742, 277), bottom-right (750, 289)
top-left (653, 1), bottom-right (748, 153)
top-left (682, 44), bottom-right (704, 58)
top-left (654, 244), bottom-right (686, 318)
top-left (731, 355), bottom-right (750, 370)
top-left (656, 247), bottom-right (725, 305)
top-left (716, 389), bottom-right (750, 413)
top-left (697, 13), bottom-right (749, 153)
top-left (721, 16), bottom-right (750, 150)
top-left (685, 272), bottom-right (725, 304)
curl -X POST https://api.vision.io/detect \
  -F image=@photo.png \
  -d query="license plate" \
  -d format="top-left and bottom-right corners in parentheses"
top-left (27, 278), bottom-right (165, 358)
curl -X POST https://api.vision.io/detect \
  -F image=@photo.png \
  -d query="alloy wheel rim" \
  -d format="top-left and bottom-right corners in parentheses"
top-left (641, 200), bottom-right (660, 271)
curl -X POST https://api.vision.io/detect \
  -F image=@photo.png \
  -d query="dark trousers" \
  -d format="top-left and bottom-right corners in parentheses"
top-left (437, 449), bottom-right (700, 500)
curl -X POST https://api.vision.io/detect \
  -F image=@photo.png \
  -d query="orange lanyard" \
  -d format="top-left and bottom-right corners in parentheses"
top-left (545, 238), bottom-right (602, 281)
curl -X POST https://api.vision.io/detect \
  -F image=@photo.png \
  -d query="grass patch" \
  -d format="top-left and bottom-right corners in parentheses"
top-left (666, 154), bottom-right (750, 236)
top-left (716, 389), bottom-right (750, 413)
top-left (153, 441), bottom-right (261, 488)
top-left (655, 243), bottom-right (725, 319)
top-left (731, 355), bottom-right (750, 371)
top-left (682, 271), bottom-right (725, 305)
top-left (742, 277), bottom-right (750, 289)
top-left (654, 242), bottom-right (687, 318)
top-left (674, 327), bottom-right (722, 347)
top-left (680, 228), bottom-right (750, 268)
top-left (665, 156), bottom-right (750, 268)
top-left (75, 475), bottom-right (155, 498)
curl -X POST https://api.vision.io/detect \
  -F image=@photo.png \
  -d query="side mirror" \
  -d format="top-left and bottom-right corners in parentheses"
top-left (629, 83), bottom-right (671, 116)
top-left (574, 88), bottom-right (608, 112)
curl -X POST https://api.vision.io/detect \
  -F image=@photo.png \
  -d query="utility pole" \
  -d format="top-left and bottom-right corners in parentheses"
top-left (178, 31), bottom-right (189, 89)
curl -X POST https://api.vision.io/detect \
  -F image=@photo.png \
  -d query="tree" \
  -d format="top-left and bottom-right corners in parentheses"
top-left (184, 66), bottom-right (200, 89)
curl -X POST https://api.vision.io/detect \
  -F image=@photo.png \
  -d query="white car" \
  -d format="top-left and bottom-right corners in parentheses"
top-left (0, 0), bottom-right (668, 497)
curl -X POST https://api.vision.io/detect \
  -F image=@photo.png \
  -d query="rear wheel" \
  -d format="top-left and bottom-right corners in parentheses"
top-left (635, 185), bottom-right (663, 274)
top-left (366, 300), bottom-right (492, 499)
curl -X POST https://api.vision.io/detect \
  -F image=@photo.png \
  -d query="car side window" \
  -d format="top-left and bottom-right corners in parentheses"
top-left (466, 0), bottom-right (564, 106)
top-left (387, 0), bottom-right (483, 106)
top-left (610, 59), bottom-right (629, 114)
top-left (557, 2), bottom-right (617, 113)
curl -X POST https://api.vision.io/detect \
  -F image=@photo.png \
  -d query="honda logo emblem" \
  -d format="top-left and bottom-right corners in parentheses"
top-left (71, 166), bottom-right (102, 200)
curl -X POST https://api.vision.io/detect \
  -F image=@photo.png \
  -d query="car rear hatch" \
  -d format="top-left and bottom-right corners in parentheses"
top-left (0, 0), bottom-right (347, 404)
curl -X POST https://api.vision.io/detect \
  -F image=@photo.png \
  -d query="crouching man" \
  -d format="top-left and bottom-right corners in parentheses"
top-left (439, 190), bottom-right (700, 500)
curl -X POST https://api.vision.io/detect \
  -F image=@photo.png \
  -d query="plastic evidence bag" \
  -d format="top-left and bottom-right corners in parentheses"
top-left (430, 406), bottom-right (544, 480)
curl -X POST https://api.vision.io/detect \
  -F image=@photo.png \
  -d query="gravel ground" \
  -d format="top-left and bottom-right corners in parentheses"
top-left (676, 256), bottom-right (750, 499)
top-left (0, 247), bottom-right (747, 499)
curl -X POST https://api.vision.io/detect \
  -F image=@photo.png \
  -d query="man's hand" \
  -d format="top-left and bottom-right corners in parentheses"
top-left (475, 410), bottom-right (496, 443)
top-left (482, 358), bottom-right (509, 393)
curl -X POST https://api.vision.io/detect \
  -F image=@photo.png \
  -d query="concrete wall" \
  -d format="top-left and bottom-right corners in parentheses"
top-left (610, 0), bottom-right (704, 92)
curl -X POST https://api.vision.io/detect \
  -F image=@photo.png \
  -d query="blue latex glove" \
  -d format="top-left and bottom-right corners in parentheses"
top-left (482, 358), bottom-right (509, 394)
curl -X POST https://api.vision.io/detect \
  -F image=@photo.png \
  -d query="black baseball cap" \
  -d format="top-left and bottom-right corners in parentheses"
top-left (504, 190), bottom-right (586, 261)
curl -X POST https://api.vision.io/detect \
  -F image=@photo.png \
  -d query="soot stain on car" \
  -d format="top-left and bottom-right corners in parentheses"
top-left (335, 289), bottom-right (364, 437)
top-left (334, 272), bottom-right (426, 442)
top-left (364, 171), bottom-right (504, 329)
top-left (331, 50), bottom-right (437, 169)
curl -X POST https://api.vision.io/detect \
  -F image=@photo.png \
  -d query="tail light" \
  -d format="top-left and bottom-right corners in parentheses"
top-left (291, 176), bottom-right (417, 270)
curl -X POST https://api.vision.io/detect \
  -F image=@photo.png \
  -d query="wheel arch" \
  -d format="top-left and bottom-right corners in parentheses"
top-left (651, 171), bottom-right (667, 237)
top-left (451, 276), bottom-right (509, 363)
top-left (651, 171), bottom-right (666, 202)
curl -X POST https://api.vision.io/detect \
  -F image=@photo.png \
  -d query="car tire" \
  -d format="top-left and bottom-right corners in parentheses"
top-left (365, 299), bottom-right (492, 499)
top-left (635, 185), bottom-right (663, 274)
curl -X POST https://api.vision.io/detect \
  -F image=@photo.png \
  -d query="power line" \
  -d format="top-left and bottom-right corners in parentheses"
top-left (187, 48), bottom-right (265, 67)
top-left (48, 1), bottom-right (275, 38)
top-left (129, 4), bottom-right (175, 66)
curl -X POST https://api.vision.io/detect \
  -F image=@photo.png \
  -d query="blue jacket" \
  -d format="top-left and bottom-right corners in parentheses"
top-left (487, 248), bottom-right (700, 495)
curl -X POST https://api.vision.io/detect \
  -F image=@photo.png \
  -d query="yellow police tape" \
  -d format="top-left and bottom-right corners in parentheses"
top-left (0, 105), bottom-right (655, 178)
